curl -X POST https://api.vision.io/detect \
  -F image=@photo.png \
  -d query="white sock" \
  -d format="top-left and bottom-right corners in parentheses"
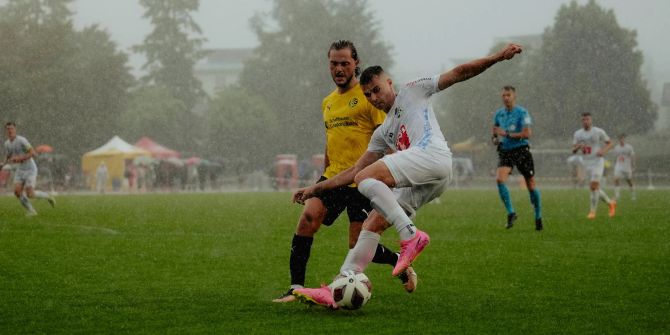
top-left (340, 230), bottom-right (380, 275)
top-left (599, 189), bottom-right (612, 203)
top-left (34, 190), bottom-right (50, 199)
top-left (358, 178), bottom-right (416, 241)
top-left (615, 186), bottom-right (621, 200)
top-left (590, 191), bottom-right (598, 212)
top-left (631, 185), bottom-right (636, 199)
top-left (20, 195), bottom-right (35, 212)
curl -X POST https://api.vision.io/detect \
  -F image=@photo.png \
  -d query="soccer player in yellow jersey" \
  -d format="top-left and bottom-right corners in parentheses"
top-left (273, 40), bottom-right (417, 303)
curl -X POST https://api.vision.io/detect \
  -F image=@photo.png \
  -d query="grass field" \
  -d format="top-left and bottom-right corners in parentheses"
top-left (1, 189), bottom-right (669, 334)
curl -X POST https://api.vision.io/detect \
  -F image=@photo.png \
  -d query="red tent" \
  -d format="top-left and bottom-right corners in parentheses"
top-left (134, 137), bottom-right (180, 159)
top-left (35, 144), bottom-right (54, 153)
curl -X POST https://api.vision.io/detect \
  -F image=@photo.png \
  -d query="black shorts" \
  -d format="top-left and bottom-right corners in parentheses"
top-left (498, 146), bottom-right (535, 179)
top-left (315, 176), bottom-right (372, 226)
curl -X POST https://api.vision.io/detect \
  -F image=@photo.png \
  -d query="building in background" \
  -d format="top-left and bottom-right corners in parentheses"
top-left (195, 48), bottom-right (253, 97)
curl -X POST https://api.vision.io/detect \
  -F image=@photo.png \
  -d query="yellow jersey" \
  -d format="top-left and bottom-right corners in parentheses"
top-left (322, 83), bottom-right (386, 183)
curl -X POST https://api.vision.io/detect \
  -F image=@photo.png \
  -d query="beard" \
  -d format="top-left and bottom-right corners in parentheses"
top-left (334, 74), bottom-right (354, 89)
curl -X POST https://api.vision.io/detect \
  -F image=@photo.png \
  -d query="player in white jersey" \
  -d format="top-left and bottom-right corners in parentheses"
top-left (3, 122), bottom-right (55, 216)
top-left (572, 113), bottom-right (615, 219)
top-left (612, 134), bottom-right (636, 200)
top-left (290, 43), bottom-right (523, 308)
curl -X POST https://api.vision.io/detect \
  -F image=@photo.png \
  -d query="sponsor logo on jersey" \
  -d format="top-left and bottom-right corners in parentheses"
top-left (394, 107), bottom-right (403, 118)
top-left (349, 98), bottom-right (358, 108)
top-left (396, 125), bottom-right (411, 150)
top-left (325, 116), bottom-right (357, 129)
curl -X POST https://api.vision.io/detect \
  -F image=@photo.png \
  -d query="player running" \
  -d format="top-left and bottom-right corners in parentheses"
top-left (273, 40), bottom-right (415, 303)
top-left (291, 43), bottom-right (523, 308)
top-left (612, 134), bottom-right (636, 201)
top-left (492, 86), bottom-right (543, 230)
top-left (572, 113), bottom-right (616, 219)
top-left (3, 122), bottom-right (55, 216)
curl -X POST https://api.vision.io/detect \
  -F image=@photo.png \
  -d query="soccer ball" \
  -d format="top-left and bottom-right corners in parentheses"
top-left (331, 271), bottom-right (372, 310)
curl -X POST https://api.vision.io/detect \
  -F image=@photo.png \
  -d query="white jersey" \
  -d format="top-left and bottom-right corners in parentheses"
top-left (4, 135), bottom-right (37, 172)
top-left (572, 127), bottom-right (610, 161)
top-left (368, 75), bottom-right (450, 155)
top-left (612, 143), bottom-right (634, 171)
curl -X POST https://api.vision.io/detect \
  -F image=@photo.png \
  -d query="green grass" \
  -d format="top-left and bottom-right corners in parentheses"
top-left (1, 189), bottom-right (669, 334)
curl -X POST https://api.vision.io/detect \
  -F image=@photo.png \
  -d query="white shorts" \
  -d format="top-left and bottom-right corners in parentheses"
top-left (614, 167), bottom-right (632, 180)
top-left (582, 158), bottom-right (604, 182)
top-left (381, 145), bottom-right (452, 218)
top-left (13, 169), bottom-right (37, 188)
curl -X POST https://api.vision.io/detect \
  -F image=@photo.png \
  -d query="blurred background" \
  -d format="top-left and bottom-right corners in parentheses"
top-left (0, 0), bottom-right (668, 193)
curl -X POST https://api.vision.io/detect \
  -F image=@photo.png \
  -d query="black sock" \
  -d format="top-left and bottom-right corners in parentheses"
top-left (371, 243), bottom-right (398, 266)
top-left (289, 234), bottom-right (313, 287)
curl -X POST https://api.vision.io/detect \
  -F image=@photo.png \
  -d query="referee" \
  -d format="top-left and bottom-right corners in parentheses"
top-left (492, 86), bottom-right (543, 230)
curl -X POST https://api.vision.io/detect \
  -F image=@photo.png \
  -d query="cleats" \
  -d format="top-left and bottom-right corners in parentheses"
top-left (293, 285), bottom-right (338, 309)
top-left (506, 213), bottom-right (518, 229)
top-left (587, 211), bottom-right (596, 219)
top-left (47, 196), bottom-right (56, 208)
top-left (26, 209), bottom-right (38, 217)
top-left (272, 288), bottom-right (297, 303)
top-left (608, 200), bottom-right (617, 218)
top-left (393, 230), bottom-right (430, 277)
top-left (535, 218), bottom-right (543, 231)
top-left (398, 266), bottom-right (418, 293)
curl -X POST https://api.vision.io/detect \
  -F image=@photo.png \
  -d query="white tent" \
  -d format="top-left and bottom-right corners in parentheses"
top-left (82, 136), bottom-right (150, 190)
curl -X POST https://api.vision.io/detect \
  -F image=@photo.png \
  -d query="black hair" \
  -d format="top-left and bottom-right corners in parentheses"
top-left (360, 65), bottom-right (385, 85)
top-left (581, 112), bottom-right (592, 117)
top-left (502, 85), bottom-right (516, 92)
top-left (5, 121), bottom-right (16, 127)
top-left (328, 40), bottom-right (361, 77)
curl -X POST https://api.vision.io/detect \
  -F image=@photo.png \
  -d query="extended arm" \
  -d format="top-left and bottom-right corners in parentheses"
top-left (437, 43), bottom-right (522, 91)
top-left (293, 150), bottom-right (383, 204)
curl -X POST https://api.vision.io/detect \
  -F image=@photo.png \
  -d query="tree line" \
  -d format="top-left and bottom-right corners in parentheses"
top-left (0, 0), bottom-right (657, 171)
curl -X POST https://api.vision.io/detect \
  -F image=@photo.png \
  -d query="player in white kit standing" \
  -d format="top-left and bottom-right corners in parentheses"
top-left (612, 134), bottom-right (636, 201)
top-left (3, 122), bottom-right (55, 216)
top-left (572, 113), bottom-right (616, 219)
top-left (290, 43), bottom-right (523, 308)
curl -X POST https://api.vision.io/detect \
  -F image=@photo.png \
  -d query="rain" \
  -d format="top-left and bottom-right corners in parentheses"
top-left (0, 0), bottom-right (666, 191)
top-left (2, 1), bottom-right (670, 333)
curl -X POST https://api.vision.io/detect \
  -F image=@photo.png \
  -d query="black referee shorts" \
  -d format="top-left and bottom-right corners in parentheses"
top-left (498, 145), bottom-right (535, 179)
top-left (315, 176), bottom-right (372, 226)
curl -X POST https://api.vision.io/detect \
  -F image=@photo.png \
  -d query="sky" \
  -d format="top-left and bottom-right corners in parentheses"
top-left (71, 0), bottom-right (670, 97)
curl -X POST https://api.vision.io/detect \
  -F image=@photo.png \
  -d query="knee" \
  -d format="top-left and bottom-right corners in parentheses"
top-left (353, 173), bottom-right (369, 186)
top-left (357, 178), bottom-right (389, 200)
top-left (296, 212), bottom-right (320, 236)
top-left (525, 178), bottom-right (536, 190)
top-left (13, 190), bottom-right (21, 198)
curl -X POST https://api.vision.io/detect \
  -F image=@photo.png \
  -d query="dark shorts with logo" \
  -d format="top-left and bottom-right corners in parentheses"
top-left (498, 145), bottom-right (535, 179)
top-left (315, 176), bottom-right (372, 226)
